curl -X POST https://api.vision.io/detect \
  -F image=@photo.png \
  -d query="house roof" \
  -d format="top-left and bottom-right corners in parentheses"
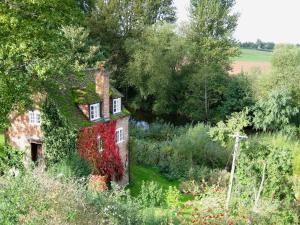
top-left (45, 69), bottom-right (129, 129)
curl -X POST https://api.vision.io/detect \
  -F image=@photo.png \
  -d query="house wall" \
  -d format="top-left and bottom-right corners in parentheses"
top-left (116, 116), bottom-right (130, 186)
top-left (6, 111), bottom-right (44, 165)
top-left (78, 104), bottom-right (89, 119)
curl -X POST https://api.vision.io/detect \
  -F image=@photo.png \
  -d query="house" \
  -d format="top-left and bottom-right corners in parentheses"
top-left (5, 64), bottom-right (130, 185)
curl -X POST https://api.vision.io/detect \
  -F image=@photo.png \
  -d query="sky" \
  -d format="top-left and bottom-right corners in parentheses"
top-left (173, 0), bottom-right (300, 44)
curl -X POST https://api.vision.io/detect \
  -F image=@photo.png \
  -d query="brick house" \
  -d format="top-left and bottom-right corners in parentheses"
top-left (5, 64), bottom-right (130, 185)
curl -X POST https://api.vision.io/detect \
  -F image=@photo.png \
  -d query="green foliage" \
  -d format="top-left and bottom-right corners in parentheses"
top-left (88, 183), bottom-right (143, 224)
top-left (48, 153), bottom-right (92, 179)
top-left (236, 141), bottom-right (294, 202)
top-left (126, 23), bottom-right (186, 114)
top-left (252, 88), bottom-right (299, 131)
top-left (41, 99), bottom-right (78, 166)
top-left (165, 186), bottom-right (180, 209)
top-left (131, 123), bottom-right (229, 180)
top-left (0, 1), bottom-right (100, 127)
top-left (0, 145), bottom-right (23, 175)
top-left (88, 0), bottom-right (176, 90)
top-left (138, 181), bottom-right (164, 208)
top-left (209, 109), bottom-right (250, 146)
top-left (0, 170), bottom-right (101, 225)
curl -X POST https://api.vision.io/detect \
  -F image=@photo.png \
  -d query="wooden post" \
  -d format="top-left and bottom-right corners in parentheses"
top-left (226, 132), bottom-right (247, 210)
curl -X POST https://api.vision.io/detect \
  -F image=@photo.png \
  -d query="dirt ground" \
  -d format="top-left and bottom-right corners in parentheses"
top-left (230, 61), bottom-right (271, 75)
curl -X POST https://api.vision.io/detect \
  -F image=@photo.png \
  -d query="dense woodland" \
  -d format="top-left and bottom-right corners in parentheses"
top-left (1, 0), bottom-right (300, 224)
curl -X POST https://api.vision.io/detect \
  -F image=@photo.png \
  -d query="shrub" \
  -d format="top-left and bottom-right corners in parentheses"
top-left (252, 88), bottom-right (299, 132)
top-left (0, 170), bottom-right (101, 225)
top-left (0, 145), bottom-right (23, 175)
top-left (165, 186), bottom-right (180, 209)
top-left (88, 182), bottom-right (143, 224)
top-left (138, 181), bottom-right (164, 207)
top-left (48, 153), bottom-right (92, 179)
top-left (131, 123), bottom-right (229, 180)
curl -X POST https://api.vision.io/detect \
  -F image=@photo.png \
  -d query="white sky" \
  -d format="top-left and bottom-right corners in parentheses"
top-left (174, 0), bottom-right (300, 44)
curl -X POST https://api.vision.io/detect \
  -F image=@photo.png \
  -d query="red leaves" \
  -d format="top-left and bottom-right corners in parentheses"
top-left (77, 121), bottom-right (124, 181)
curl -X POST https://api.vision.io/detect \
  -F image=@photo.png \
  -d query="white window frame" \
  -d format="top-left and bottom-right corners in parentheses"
top-left (29, 110), bottom-right (41, 125)
top-left (116, 127), bottom-right (124, 144)
top-left (112, 98), bottom-right (121, 114)
top-left (97, 135), bottom-right (103, 154)
top-left (90, 103), bottom-right (100, 121)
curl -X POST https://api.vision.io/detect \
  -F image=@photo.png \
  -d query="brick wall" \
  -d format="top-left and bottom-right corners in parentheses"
top-left (95, 64), bottom-right (110, 119)
top-left (78, 104), bottom-right (89, 119)
top-left (6, 111), bottom-right (44, 166)
top-left (116, 116), bottom-right (130, 186)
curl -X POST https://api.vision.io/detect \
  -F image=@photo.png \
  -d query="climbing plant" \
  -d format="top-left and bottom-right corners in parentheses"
top-left (41, 99), bottom-right (77, 166)
top-left (77, 121), bottom-right (124, 181)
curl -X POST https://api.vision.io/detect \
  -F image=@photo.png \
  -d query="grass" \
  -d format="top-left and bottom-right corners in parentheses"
top-left (233, 48), bottom-right (273, 62)
top-left (129, 164), bottom-right (193, 202)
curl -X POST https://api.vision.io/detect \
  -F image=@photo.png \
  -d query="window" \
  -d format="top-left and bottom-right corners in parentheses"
top-left (98, 136), bottom-right (103, 154)
top-left (113, 98), bottom-right (121, 114)
top-left (90, 103), bottom-right (100, 121)
top-left (116, 128), bottom-right (124, 144)
top-left (29, 110), bottom-right (41, 125)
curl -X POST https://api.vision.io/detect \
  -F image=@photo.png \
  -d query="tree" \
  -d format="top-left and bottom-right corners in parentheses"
top-left (252, 88), bottom-right (299, 132)
top-left (125, 23), bottom-right (186, 115)
top-left (87, 0), bottom-right (176, 90)
top-left (0, 1), bottom-right (101, 128)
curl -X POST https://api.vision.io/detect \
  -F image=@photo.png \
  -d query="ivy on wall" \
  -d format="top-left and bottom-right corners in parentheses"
top-left (77, 121), bottom-right (124, 181)
top-left (41, 99), bottom-right (77, 166)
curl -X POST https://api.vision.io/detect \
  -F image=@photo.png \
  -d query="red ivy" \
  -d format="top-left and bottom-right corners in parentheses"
top-left (77, 121), bottom-right (124, 181)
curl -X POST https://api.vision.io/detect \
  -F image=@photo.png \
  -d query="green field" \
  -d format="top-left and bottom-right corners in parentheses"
top-left (234, 48), bottom-right (273, 62)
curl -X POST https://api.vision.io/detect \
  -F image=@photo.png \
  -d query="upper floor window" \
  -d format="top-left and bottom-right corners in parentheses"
top-left (98, 135), bottom-right (103, 154)
top-left (29, 110), bottom-right (41, 125)
top-left (113, 98), bottom-right (121, 114)
top-left (116, 127), bottom-right (124, 144)
top-left (90, 103), bottom-right (100, 121)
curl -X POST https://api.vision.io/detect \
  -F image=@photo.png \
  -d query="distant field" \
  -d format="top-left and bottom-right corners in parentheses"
top-left (231, 48), bottom-right (272, 74)
top-left (233, 48), bottom-right (273, 62)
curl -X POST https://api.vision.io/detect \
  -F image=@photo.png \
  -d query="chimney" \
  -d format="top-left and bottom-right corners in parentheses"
top-left (96, 63), bottom-right (110, 119)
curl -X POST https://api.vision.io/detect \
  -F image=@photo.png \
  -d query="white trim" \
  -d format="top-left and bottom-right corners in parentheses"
top-left (90, 103), bottom-right (100, 121)
top-left (116, 127), bottom-right (124, 144)
top-left (113, 98), bottom-right (121, 114)
top-left (28, 110), bottom-right (41, 125)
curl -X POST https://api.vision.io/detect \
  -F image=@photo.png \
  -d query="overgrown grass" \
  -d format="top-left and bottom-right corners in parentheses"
top-left (233, 48), bottom-right (272, 62)
top-left (129, 164), bottom-right (193, 202)
top-left (129, 164), bottom-right (179, 196)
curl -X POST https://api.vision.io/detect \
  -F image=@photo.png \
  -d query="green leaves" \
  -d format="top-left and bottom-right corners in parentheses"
top-left (252, 88), bottom-right (299, 132)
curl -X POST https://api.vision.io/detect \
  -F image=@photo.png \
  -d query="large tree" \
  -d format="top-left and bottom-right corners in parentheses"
top-left (0, 1), bottom-right (100, 128)
top-left (87, 0), bottom-right (176, 91)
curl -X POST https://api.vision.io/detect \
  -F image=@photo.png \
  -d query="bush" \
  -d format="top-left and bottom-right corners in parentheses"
top-left (0, 145), bottom-right (23, 175)
top-left (0, 170), bottom-right (101, 225)
top-left (48, 153), bottom-right (92, 179)
top-left (165, 186), bottom-right (180, 209)
top-left (252, 88), bottom-right (299, 132)
top-left (138, 181), bottom-right (164, 207)
top-left (131, 123), bottom-right (229, 180)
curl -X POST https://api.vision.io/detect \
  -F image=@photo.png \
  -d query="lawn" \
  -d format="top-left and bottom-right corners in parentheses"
top-left (233, 48), bottom-right (273, 62)
top-left (129, 164), bottom-right (193, 201)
